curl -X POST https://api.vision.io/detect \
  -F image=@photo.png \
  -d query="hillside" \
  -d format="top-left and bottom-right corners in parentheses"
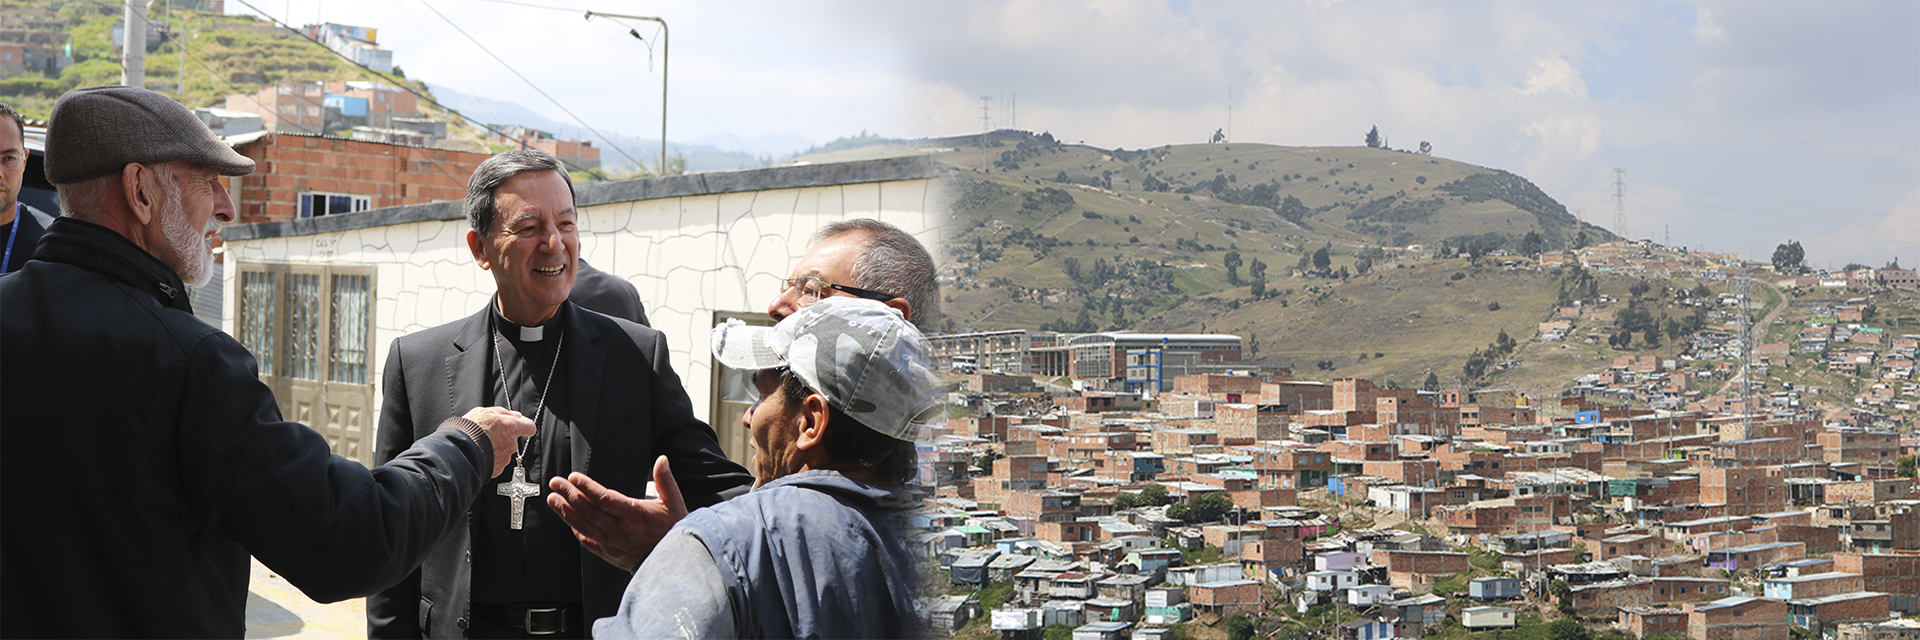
top-left (835, 130), bottom-right (1624, 385)
top-left (3, 2), bottom-right (406, 120)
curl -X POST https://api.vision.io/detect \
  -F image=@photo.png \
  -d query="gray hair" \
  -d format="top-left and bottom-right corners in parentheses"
top-left (464, 149), bottom-right (574, 234)
top-left (57, 173), bottom-right (119, 222)
top-left (813, 218), bottom-right (941, 331)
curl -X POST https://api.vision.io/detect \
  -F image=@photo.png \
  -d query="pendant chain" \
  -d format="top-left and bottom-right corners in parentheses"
top-left (493, 314), bottom-right (564, 469)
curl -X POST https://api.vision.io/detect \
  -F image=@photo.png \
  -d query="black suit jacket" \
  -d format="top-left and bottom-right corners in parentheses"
top-left (570, 259), bottom-right (649, 326)
top-left (366, 302), bottom-right (752, 638)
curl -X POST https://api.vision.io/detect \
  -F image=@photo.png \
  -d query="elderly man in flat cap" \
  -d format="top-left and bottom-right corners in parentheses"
top-left (0, 86), bottom-right (537, 638)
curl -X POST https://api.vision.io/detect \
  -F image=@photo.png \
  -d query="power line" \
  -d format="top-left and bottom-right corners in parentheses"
top-left (225, 0), bottom-right (610, 179)
top-left (469, 0), bottom-right (768, 162)
top-left (409, 0), bottom-right (643, 170)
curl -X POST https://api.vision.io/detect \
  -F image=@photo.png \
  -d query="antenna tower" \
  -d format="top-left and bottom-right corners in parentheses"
top-left (979, 95), bottom-right (992, 133)
top-left (1612, 167), bottom-right (1627, 241)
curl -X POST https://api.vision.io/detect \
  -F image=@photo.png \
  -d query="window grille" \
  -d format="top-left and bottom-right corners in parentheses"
top-left (328, 274), bottom-right (371, 384)
top-left (285, 273), bottom-right (322, 380)
top-left (241, 271), bottom-right (277, 375)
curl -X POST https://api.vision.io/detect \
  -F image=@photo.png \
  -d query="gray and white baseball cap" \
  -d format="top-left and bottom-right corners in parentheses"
top-left (712, 297), bottom-right (940, 442)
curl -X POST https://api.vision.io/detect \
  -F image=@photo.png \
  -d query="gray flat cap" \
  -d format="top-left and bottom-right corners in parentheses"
top-left (44, 85), bottom-right (255, 185)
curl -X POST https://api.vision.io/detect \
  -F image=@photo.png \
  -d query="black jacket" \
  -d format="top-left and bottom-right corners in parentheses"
top-left (571, 258), bottom-right (649, 326)
top-left (0, 218), bottom-right (494, 638)
top-left (366, 300), bottom-right (752, 638)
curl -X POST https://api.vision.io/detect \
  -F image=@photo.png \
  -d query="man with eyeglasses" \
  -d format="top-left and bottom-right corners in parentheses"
top-left (544, 218), bottom-right (939, 577)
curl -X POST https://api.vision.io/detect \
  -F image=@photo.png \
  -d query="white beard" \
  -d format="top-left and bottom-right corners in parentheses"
top-left (158, 176), bottom-right (220, 288)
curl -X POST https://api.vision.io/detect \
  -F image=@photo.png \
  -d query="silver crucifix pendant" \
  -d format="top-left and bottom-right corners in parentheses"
top-left (497, 465), bottom-right (542, 530)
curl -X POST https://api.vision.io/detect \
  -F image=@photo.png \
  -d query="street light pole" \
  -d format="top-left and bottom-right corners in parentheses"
top-left (584, 11), bottom-right (667, 177)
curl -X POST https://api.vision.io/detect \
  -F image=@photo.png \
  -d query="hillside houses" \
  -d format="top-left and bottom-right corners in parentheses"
top-left (909, 359), bottom-right (1918, 638)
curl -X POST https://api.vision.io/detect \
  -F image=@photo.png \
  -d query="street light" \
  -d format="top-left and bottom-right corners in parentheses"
top-left (584, 11), bottom-right (667, 177)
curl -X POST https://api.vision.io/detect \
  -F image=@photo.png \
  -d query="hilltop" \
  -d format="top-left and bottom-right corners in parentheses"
top-left (791, 130), bottom-right (1634, 391)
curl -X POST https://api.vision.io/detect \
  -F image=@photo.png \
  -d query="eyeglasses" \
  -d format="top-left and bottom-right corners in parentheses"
top-left (781, 274), bottom-right (898, 305)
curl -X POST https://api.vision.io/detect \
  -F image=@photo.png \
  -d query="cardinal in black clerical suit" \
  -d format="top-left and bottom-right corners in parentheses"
top-left (367, 150), bottom-right (750, 639)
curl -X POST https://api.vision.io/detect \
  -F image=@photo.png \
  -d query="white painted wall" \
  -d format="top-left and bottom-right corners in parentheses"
top-left (220, 168), bottom-right (946, 458)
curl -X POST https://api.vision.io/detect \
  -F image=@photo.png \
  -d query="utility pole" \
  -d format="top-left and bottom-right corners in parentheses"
top-left (121, 0), bottom-right (147, 88)
top-left (585, 11), bottom-right (669, 176)
top-left (1612, 167), bottom-right (1627, 241)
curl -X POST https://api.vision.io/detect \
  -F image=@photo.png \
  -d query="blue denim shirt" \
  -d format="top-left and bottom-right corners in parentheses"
top-left (595, 470), bottom-right (923, 639)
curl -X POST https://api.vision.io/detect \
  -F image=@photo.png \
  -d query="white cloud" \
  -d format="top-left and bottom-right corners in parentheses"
top-left (1515, 54), bottom-right (1590, 98)
top-left (1692, 7), bottom-right (1726, 41)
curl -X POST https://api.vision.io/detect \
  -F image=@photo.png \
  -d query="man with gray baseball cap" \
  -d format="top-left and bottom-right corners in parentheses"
top-left (593, 296), bottom-right (937, 639)
top-left (0, 85), bottom-right (535, 637)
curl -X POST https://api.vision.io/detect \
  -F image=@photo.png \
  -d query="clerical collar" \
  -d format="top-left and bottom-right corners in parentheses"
top-left (492, 304), bottom-right (565, 342)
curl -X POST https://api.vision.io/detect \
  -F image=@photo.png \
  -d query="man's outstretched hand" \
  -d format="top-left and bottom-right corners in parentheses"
top-left (546, 455), bottom-right (687, 572)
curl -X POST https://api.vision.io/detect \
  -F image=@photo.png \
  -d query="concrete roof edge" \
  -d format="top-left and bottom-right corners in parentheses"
top-left (223, 155), bottom-right (951, 241)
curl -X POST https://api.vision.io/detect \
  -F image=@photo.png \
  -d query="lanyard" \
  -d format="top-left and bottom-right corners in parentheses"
top-left (0, 203), bottom-right (19, 276)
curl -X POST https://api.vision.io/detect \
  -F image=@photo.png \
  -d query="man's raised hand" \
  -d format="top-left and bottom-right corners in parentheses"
top-left (546, 456), bottom-right (687, 572)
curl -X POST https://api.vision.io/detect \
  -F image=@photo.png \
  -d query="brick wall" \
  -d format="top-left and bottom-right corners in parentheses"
top-left (1810, 593), bottom-right (1894, 627)
top-left (1569, 579), bottom-right (1650, 611)
top-left (1620, 607), bottom-right (1688, 638)
top-left (230, 133), bottom-right (489, 224)
top-left (1690, 598), bottom-right (1789, 640)
top-left (1832, 554), bottom-right (1920, 596)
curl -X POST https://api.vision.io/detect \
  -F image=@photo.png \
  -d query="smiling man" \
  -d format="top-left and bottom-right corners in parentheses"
top-left (367, 149), bottom-right (751, 639)
top-left (1, 85), bottom-right (536, 638)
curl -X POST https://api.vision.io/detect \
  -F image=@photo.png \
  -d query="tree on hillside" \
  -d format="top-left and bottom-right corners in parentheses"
top-left (1278, 195), bottom-right (1309, 223)
top-left (1224, 250), bottom-right (1244, 285)
top-left (1312, 245), bottom-right (1332, 271)
top-left (1356, 256), bottom-right (1374, 275)
top-left (1521, 231), bottom-right (1545, 257)
top-left (1249, 258), bottom-right (1268, 297)
top-left (1772, 240), bottom-right (1806, 274)
top-left (1418, 141), bottom-right (1432, 155)
top-left (1574, 229), bottom-right (1590, 249)
top-left (1062, 256), bottom-right (1081, 282)
top-left (1176, 492), bottom-right (1234, 523)
top-left (1365, 125), bottom-right (1382, 149)
top-left (1423, 372), bottom-right (1441, 392)
top-left (1140, 483), bottom-right (1170, 505)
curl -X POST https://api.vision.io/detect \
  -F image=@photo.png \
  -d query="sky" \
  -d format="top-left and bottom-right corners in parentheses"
top-left (232, 0), bottom-right (1919, 267)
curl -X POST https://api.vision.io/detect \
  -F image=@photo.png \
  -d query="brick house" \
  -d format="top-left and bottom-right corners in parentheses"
top-left (1619, 606), bottom-right (1688, 638)
top-left (1648, 577), bottom-right (1731, 604)
top-left (226, 132), bottom-right (489, 223)
top-left (1189, 580), bottom-right (1261, 616)
top-left (1371, 550), bottom-right (1469, 591)
top-left (1704, 541), bottom-right (1805, 571)
top-left (1819, 428), bottom-right (1901, 465)
top-left (226, 81), bottom-right (326, 133)
top-left (1688, 597), bottom-right (1789, 640)
top-left (1788, 592), bottom-right (1892, 633)
top-left (1569, 578), bottom-right (1651, 612)
top-left (1831, 554), bottom-right (1920, 599)
top-left (1764, 572), bottom-right (1866, 600)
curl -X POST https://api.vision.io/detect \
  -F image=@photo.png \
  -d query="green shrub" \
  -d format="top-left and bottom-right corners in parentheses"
top-left (0, 76), bottom-right (60, 97)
